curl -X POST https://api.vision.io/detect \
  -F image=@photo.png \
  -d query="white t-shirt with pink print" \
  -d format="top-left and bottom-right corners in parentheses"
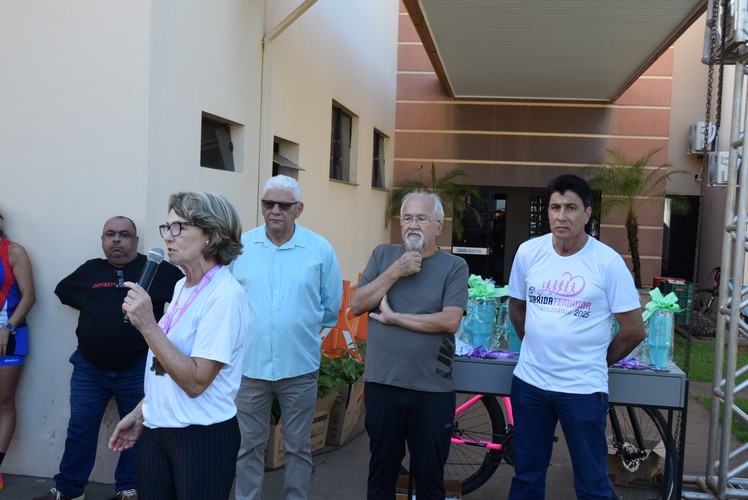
top-left (508, 233), bottom-right (640, 394)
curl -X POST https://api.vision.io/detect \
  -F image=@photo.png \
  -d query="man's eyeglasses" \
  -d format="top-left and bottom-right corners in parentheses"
top-left (400, 215), bottom-right (440, 226)
top-left (261, 200), bottom-right (299, 212)
top-left (159, 221), bottom-right (195, 238)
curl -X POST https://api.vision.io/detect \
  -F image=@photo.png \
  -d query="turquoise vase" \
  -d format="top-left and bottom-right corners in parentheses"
top-left (498, 301), bottom-right (521, 353)
top-left (647, 309), bottom-right (674, 369)
top-left (467, 298), bottom-right (497, 348)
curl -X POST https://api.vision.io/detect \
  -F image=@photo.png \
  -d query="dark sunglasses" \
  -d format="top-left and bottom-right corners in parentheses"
top-left (261, 200), bottom-right (299, 212)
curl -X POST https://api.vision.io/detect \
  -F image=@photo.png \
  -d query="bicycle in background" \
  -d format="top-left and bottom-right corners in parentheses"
top-left (690, 266), bottom-right (721, 337)
top-left (726, 274), bottom-right (748, 326)
top-left (400, 393), bottom-right (677, 498)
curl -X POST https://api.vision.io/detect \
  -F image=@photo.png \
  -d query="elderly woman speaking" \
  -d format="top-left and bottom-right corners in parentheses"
top-left (109, 192), bottom-right (248, 500)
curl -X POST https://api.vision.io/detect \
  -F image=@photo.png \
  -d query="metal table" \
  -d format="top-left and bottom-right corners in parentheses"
top-left (452, 356), bottom-right (689, 498)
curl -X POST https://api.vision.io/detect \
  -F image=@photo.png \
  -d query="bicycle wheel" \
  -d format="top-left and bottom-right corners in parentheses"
top-left (399, 393), bottom-right (507, 494)
top-left (606, 405), bottom-right (677, 499)
top-left (690, 288), bottom-right (717, 337)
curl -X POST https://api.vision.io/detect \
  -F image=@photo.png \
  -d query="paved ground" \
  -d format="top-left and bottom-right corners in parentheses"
top-left (1, 379), bottom-right (729, 499)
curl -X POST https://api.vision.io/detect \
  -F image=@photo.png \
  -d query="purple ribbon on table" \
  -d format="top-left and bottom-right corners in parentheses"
top-left (465, 345), bottom-right (518, 359)
top-left (613, 358), bottom-right (668, 372)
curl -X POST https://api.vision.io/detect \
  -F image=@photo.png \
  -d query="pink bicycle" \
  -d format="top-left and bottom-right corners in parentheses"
top-left (400, 393), bottom-right (677, 498)
top-left (399, 393), bottom-right (513, 494)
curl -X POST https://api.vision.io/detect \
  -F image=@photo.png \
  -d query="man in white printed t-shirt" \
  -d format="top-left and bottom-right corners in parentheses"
top-left (507, 174), bottom-right (646, 499)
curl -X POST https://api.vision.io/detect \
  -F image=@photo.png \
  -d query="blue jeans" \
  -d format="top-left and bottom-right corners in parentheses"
top-left (54, 350), bottom-right (145, 496)
top-left (508, 376), bottom-right (611, 500)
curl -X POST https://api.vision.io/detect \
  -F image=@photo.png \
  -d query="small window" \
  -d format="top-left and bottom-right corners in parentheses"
top-left (330, 102), bottom-right (354, 181)
top-left (272, 138), bottom-right (302, 180)
top-left (201, 115), bottom-right (235, 171)
top-left (372, 129), bottom-right (387, 188)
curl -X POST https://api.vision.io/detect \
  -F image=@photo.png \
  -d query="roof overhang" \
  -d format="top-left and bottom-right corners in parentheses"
top-left (403, 0), bottom-right (707, 102)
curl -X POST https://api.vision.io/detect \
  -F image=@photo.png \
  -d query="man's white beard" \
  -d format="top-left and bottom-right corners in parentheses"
top-left (404, 232), bottom-right (426, 252)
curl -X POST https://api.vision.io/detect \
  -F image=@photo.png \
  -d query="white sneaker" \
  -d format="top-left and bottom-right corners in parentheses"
top-left (32, 487), bottom-right (85, 500)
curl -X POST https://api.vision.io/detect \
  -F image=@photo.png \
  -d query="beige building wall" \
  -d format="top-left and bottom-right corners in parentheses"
top-left (261, 0), bottom-right (399, 280)
top-left (669, 13), bottom-right (735, 285)
top-left (0, 0), bottom-right (398, 481)
top-left (0, 0), bottom-right (159, 479)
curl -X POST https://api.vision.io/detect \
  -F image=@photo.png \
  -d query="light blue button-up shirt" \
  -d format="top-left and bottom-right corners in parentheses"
top-left (230, 224), bottom-right (343, 381)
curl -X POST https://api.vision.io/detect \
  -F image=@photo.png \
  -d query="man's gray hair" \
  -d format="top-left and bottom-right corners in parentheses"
top-left (262, 175), bottom-right (302, 202)
top-left (400, 191), bottom-right (445, 221)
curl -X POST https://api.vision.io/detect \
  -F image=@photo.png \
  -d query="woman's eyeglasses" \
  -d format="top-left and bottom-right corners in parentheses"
top-left (158, 221), bottom-right (195, 238)
top-left (261, 200), bottom-right (299, 212)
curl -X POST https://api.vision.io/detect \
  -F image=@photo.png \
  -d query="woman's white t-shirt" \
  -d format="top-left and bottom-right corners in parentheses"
top-left (143, 266), bottom-right (248, 428)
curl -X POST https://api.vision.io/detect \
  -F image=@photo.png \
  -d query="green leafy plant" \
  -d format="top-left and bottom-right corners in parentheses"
top-left (272, 347), bottom-right (365, 423)
top-left (318, 349), bottom-right (365, 399)
top-left (583, 148), bottom-right (689, 288)
top-left (386, 163), bottom-right (481, 240)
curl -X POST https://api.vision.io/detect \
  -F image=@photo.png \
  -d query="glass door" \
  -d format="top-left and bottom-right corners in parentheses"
top-left (453, 188), bottom-right (507, 284)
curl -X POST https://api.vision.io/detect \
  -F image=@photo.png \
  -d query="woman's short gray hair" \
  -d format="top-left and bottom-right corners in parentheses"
top-left (262, 175), bottom-right (302, 202)
top-left (400, 191), bottom-right (445, 221)
top-left (168, 192), bottom-right (243, 265)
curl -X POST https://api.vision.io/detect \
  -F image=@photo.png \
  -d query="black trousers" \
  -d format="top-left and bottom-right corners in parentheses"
top-left (365, 382), bottom-right (455, 500)
top-left (137, 416), bottom-right (240, 500)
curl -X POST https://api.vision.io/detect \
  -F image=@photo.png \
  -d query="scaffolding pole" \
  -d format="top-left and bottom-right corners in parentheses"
top-left (684, 2), bottom-right (748, 493)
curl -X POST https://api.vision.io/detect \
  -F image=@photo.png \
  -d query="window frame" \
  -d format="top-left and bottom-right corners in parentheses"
top-left (372, 129), bottom-right (387, 189)
top-left (330, 102), bottom-right (355, 182)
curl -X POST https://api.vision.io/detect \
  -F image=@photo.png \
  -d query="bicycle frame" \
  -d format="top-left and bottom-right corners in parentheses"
top-left (451, 394), bottom-right (512, 450)
top-left (726, 278), bottom-right (748, 318)
top-left (443, 393), bottom-right (675, 498)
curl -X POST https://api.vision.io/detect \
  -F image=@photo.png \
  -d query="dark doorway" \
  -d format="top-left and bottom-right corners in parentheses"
top-left (661, 195), bottom-right (700, 281)
top-left (453, 188), bottom-right (507, 284)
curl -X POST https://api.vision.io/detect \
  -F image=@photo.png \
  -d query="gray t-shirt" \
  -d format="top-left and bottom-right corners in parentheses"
top-left (359, 244), bottom-right (469, 392)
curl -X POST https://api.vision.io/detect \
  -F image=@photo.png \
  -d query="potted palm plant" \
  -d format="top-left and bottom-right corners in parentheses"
top-left (583, 148), bottom-right (689, 288)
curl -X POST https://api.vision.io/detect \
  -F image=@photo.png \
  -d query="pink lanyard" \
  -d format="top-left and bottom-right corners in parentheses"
top-left (158, 265), bottom-right (221, 335)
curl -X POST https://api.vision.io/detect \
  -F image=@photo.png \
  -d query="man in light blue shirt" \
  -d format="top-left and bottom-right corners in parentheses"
top-left (232, 175), bottom-right (343, 500)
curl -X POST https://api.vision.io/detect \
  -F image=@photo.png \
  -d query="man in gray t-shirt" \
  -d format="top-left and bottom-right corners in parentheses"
top-left (350, 191), bottom-right (468, 500)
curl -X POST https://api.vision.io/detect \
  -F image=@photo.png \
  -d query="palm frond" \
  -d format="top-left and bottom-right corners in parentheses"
top-left (384, 163), bottom-right (481, 239)
top-left (581, 147), bottom-right (690, 288)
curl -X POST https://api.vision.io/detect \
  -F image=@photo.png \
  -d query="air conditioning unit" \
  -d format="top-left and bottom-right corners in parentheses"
top-left (688, 121), bottom-right (716, 155)
top-left (702, 0), bottom-right (748, 64)
top-left (708, 151), bottom-right (729, 185)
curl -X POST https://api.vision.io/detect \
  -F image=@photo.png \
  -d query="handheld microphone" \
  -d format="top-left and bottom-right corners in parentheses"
top-left (124, 247), bottom-right (165, 324)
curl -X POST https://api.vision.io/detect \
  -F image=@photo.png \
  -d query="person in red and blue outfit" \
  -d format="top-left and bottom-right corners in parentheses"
top-left (0, 212), bottom-right (36, 492)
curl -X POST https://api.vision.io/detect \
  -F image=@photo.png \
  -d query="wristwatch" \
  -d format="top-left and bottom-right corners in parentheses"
top-left (2, 322), bottom-right (15, 335)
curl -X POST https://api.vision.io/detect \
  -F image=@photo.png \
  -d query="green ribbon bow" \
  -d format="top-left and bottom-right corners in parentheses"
top-left (467, 274), bottom-right (508, 300)
top-left (642, 288), bottom-right (682, 322)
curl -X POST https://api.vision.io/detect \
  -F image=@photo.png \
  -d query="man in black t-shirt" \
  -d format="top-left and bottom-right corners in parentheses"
top-left (34, 216), bottom-right (182, 500)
